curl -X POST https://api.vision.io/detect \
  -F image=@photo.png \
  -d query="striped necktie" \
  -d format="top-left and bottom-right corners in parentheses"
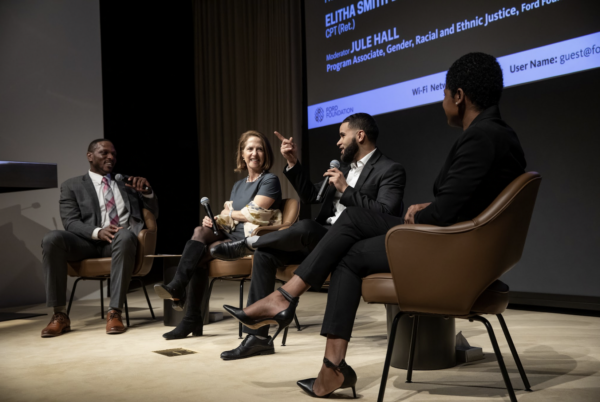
top-left (102, 176), bottom-right (120, 226)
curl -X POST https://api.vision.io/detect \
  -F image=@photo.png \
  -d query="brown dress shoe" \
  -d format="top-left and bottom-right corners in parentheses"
top-left (41, 312), bottom-right (71, 337)
top-left (106, 309), bottom-right (126, 334)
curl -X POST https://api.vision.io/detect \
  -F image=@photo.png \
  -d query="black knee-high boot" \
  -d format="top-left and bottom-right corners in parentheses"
top-left (163, 267), bottom-right (208, 340)
top-left (154, 240), bottom-right (206, 310)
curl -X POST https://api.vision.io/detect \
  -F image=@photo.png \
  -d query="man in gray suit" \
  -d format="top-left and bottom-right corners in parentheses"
top-left (41, 139), bottom-right (159, 337)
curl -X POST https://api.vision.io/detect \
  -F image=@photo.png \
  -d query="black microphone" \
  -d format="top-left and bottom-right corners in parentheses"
top-left (200, 197), bottom-right (220, 236)
top-left (316, 159), bottom-right (341, 201)
top-left (115, 174), bottom-right (150, 191)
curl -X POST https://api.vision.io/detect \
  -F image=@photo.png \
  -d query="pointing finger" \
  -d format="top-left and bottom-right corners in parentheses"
top-left (274, 131), bottom-right (286, 142)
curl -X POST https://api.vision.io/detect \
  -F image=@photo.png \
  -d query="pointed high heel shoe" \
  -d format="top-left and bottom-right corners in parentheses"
top-left (297, 358), bottom-right (357, 398)
top-left (154, 283), bottom-right (187, 312)
top-left (223, 287), bottom-right (298, 344)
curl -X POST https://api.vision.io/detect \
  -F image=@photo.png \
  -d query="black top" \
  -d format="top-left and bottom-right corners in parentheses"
top-left (284, 149), bottom-right (406, 224)
top-left (229, 172), bottom-right (282, 238)
top-left (416, 105), bottom-right (526, 226)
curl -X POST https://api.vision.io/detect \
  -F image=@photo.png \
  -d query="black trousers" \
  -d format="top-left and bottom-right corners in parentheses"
top-left (294, 207), bottom-right (404, 341)
top-left (244, 219), bottom-right (329, 337)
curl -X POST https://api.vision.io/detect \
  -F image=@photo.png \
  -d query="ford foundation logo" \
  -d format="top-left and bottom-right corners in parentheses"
top-left (315, 107), bottom-right (324, 122)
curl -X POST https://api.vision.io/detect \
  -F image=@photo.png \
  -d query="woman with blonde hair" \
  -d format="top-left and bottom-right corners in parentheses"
top-left (155, 130), bottom-right (282, 339)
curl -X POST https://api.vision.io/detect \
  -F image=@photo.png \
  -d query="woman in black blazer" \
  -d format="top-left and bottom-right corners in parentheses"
top-left (225, 52), bottom-right (527, 398)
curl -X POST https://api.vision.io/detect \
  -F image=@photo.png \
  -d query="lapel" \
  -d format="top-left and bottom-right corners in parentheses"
top-left (116, 180), bottom-right (132, 217)
top-left (353, 149), bottom-right (382, 191)
top-left (82, 174), bottom-right (101, 226)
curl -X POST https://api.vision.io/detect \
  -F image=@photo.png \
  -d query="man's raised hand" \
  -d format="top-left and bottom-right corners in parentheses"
top-left (124, 176), bottom-right (152, 195)
top-left (274, 131), bottom-right (297, 167)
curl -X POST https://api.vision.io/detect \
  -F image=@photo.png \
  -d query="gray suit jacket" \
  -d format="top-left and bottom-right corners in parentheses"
top-left (59, 173), bottom-right (159, 239)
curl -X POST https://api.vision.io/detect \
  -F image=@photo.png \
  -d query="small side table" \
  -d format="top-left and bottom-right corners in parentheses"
top-left (147, 255), bottom-right (210, 326)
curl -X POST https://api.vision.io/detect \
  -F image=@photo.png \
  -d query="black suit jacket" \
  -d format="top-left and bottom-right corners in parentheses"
top-left (284, 149), bottom-right (406, 224)
top-left (416, 106), bottom-right (526, 226)
top-left (59, 173), bottom-right (159, 238)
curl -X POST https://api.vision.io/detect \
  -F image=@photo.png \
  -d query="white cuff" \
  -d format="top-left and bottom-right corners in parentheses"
top-left (142, 191), bottom-right (154, 198)
top-left (92, 227), bottom-right (102, 240)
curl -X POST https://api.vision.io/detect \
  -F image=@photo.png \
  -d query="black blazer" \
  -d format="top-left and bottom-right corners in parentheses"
top-left (416, 106), bottom-right (526, 226)
top-left (284, 149), bottom-right (406, 224)
top-left (59, 173), bottom-right (159, 239)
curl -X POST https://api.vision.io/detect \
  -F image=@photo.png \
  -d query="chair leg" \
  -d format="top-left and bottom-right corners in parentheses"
top-left (471, 315), bottom-right (517, 402)
top-left (107, 278), bottom-right (111, 298)
top-left (201, 278), bottom-right (218, 320)
top-left (67, 278), bottom-right (83, 317)
top-left (377, 311), bottom-right (403, 402)
top-left (497, 314), bottom-right (531, 391)
top-left (124, 296), bottom-right (130, 327)
top-left (136, 279), bottom-right (156, 320)
top-left (406, 315), bottom-right (420, 383)
top-left (100, 280), bottom-right (104, 319)
top-left (239, 279), bottom-right (245, 339)
top-left (294, 314), bottom-right (302, 331)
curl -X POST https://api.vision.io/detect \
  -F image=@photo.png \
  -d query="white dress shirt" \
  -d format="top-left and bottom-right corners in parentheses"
top-left (326, 148), bottom-right (377, 225)
top-left (88, 171), bottom-right (130, 239)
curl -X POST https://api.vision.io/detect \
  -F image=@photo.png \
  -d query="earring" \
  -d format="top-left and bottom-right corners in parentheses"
top-left (455, 102), bottom-right (458, 105)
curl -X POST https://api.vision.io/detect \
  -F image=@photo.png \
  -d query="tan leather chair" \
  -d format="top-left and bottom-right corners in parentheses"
top-left (205, 198), bottom-right (300, 338)
top-left (363, 172), bottom-right (541, 402)
top-left (66, 209), bottom-right (157, 326)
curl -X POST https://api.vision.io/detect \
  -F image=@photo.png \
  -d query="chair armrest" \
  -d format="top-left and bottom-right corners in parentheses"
top-left (385, 221), bottom-right (504, 316)
top-left (252, 224), bottom-right (292, 236)
top-left (133, 210), bottom-right (158, 276)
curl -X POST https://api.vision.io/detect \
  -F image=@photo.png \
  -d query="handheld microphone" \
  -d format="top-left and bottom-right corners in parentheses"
top-left (200, 197), bottom-right (220, 236)
top-left (115, 174), bottom-right (150, 191)
top-left (316, 160), bottom-right (341, 201)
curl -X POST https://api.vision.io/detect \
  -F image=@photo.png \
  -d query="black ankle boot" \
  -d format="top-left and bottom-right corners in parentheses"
top-left (163, 268), bottom-right (208, 339)
top-left (154, 240), bottom-right (206, 310)
top-left (163, 315), bottom-right (203, 340)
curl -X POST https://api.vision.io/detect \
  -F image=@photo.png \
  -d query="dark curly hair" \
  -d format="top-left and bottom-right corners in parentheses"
top-left (446, 52), bottom-right (503, 111)
top-left (342, 112), bottom-right (379, 144)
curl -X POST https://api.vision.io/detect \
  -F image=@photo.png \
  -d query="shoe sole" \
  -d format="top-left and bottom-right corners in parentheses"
top-left (41, 326), bottom-right (71, 338)
top-left (244, 319), bottom-right (278, 330)
top-left (107, 329), bottom-right (127, 334)
top-left (155, 286), bottom-right (185, 311)
top-left (154, 285), bottom-right (175, 300)
top-left (221, 349), bottom-right (275, 360)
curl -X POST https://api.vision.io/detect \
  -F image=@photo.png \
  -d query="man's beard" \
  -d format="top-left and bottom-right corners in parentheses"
top-left (341, 137), bottom-right (359, 164)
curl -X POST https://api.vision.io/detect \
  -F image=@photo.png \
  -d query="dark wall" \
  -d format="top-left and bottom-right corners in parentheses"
top-left (100, 2), bottom-right (199, 282)
top-left (306, 68), bottom-right (600, 298)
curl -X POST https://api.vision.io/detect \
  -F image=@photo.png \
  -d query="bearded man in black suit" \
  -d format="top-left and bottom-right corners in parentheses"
top-left (212, 112), bottom-right (406, 359)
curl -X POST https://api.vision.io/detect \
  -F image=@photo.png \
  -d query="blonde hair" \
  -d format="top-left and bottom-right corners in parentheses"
top-left (235, 130), bottom-right (274, 173)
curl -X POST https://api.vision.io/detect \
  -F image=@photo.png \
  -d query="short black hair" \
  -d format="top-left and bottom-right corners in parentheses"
top-left (87, 138), bottom-right (112, 152)
top-left (446, 52), bottom-right (503, 111)
top-left (342, 113), bottom-right (379, 144)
